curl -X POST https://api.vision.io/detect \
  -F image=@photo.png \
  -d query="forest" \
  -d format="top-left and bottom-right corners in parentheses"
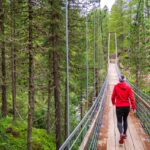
top-left (0, 0), bottom-right (149, 150)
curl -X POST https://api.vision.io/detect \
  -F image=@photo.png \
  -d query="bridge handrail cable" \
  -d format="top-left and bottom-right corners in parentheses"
top-left (59, 75), bottom-right (108, 150)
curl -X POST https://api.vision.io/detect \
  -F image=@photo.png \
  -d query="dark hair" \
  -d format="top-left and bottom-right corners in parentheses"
top-left (119, 75), bottom-right (125, 82)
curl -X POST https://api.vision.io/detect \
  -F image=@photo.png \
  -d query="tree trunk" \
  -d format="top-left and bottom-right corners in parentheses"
top-left (27, 1), bottom-right (34, 150)
top-left (53, 50), bottom-right (61, 149)
top-left (10, 0), bottom-right (17, 122)
top-left (0, 0), bottom-right (7, 117)
top-left (80, 83), bottom-right (83, 120)
top-left (135, 65), bottom-right (139, 88)
top-left (49, 0), bottom-right (61, 149)
top-left (47, 75), bottom-right (52, 133)
top-left (95, 69), bottom-right (99, 97)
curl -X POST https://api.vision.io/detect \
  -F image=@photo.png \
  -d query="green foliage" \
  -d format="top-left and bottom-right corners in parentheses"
top-left (109, 0), bottom-right (150, 94)
top-left (0, 117), bottom-right (55, 150)
top-left (1, 0), bottom-right (149, 149)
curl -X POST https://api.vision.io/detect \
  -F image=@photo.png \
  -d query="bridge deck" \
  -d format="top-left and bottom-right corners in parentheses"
top-left (97, 63), bottom-right (150, 150)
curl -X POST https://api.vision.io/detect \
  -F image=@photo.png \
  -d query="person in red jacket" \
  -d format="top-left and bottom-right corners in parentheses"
top-left (111, 75), bottom-right (136, 144)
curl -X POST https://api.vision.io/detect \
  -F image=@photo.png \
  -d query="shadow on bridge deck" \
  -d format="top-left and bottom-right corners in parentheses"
top-left (97, 63), bottom-right (150, 150)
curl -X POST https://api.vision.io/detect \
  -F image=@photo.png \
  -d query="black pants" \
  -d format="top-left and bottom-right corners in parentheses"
top-left (116, 107), bottom-right (130, 134)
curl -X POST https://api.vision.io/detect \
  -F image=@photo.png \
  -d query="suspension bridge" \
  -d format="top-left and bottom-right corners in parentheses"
top-left (58, 0), bottom-right (150, 149)
top-left (59, 60), bottom-right (150, 150)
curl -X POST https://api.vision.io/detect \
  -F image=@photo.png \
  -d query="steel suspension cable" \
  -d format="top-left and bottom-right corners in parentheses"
top-left (96, 13), bottom-right (101, 88)
top-left (99, 6), bottom-right (104, 86)
top-left (65, 0), bottom-right (70, 148)
top-left (143, 0), bottom-right (147, 69)
top-left (86, 9), bottom-right (89, 109)
top-left (115, 32), bottom-right (118, 64)
top-left (108, 33), bottom-right (110, 68)
top-left (94, 12), bottom-right (96, 97)
top-left (97, 13), bottom-right (101, 89)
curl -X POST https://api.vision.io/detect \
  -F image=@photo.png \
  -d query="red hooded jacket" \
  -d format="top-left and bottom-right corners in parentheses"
top-left (111, 82), bottom-right (136, 110)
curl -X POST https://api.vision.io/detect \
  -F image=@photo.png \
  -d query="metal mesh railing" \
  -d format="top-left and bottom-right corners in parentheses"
top-left (134, 92), bottom-right (150, 136)
top-left (59, 76), bottom-right (108, 150)
top-left (87, 87), bottom-right (107, 150)
top-left (127, 81), bottom-right (150, 105)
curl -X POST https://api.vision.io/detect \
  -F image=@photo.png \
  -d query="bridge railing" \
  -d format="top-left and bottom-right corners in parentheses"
top-left (80, 76), bottom-right (108, 150)
top-left (126, 80), bottom-right (150, 105)
top-left (115, 64), bottom-right (150, 138)
top-left (59, 75), bottom-right (108, 150)
top-left (85, 86), bottom-right (107, 150)
top-left (133, 90), bottom-right (150, 137)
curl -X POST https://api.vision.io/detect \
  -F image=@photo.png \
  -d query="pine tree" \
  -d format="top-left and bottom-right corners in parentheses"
top-left (27, 0), bottom-right (35, 149)
top-left (0, 0), bottom-right (7, 117)
top-left (48, 0), bottom-right (62, 149)
top-left (10, 0), bottom-right (17, 122)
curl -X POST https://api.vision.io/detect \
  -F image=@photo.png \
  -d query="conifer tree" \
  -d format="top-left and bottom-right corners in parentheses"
top-left (27, 0), bottom-right (35, 149)
top-left (0, 0), bottom-right (7, 117)
top-left (48, 0), bottom-right (62, 148)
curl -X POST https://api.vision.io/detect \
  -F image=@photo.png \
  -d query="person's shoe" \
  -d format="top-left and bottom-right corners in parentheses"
top-left (119, 135), bottom-right (124, 144)
top-left (122, 134), bottom-right (127, 139)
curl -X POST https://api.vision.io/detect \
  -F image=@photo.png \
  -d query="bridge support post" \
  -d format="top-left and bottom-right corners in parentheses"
top-left (65, 0), bottom-right (70, 149)
top-left (108, 33), bottom-right (110, 68)
top-left (115, 32), bottom-right (118, 65)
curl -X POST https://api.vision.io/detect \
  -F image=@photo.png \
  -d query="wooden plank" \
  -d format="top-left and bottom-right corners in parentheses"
top-left (124, 124), bottom-right (135, 150)
top-left (107, 102), bottom-right (116, 150)
top-left (129, 113), bottom-right (150, 150)
top-left (97, 63), bottom-right (150, 150)
top-left (128, 115), bottom-right (145, 150)
top-left (107, 65), bottom-right (117, 150)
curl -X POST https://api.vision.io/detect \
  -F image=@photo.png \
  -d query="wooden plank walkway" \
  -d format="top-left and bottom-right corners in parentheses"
top-left (97, 63), bottom-right (150, 150)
